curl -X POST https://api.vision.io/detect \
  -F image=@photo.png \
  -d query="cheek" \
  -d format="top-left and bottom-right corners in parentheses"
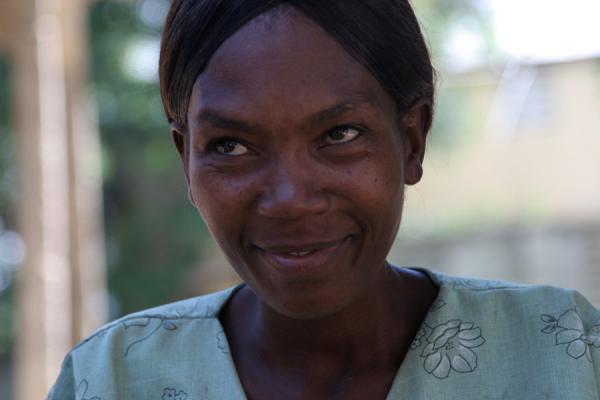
top-left (343, 152), bottom-right (404, 213)
top-left (360, 157), bottom-right (405, 252)
top-left (346, 153), bottom-right (405, 257)
top-left (188, 165), bottom-right (252, 242)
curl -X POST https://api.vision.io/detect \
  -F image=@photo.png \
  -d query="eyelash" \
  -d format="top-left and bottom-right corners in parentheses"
top-left (206, 125), bottom-right (364, 156)
top-left (323, 125), bottom-right (364, 146)
top-left (206, 137), bottom-right (250, 156)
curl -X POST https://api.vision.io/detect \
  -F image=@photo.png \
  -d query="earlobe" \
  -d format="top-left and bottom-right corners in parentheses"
top-left (405, 162), bottom-right (423, 185)
top-left (402, 99), bottom-right (432, 185)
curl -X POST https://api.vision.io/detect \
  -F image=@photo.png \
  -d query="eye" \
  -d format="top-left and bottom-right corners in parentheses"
top-left (212, 139), bottom-right (249, 156)
top-left (324, 126), bottom-right (362, 145)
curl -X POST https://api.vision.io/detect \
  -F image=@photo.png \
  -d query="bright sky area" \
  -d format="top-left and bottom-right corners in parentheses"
top-left (490, 0), bottom-right (600, 63)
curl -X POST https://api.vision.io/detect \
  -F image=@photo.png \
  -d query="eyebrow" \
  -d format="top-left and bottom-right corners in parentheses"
top-left (305, 96), bottom-right (375, 128)
top-left (195, 110), bottom-right (266, 135)
top-left (194, 93), bottom-right (379, 135)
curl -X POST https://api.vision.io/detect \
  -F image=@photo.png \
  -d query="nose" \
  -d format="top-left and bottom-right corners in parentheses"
top-left (257, 157), bottom-right (330, 219)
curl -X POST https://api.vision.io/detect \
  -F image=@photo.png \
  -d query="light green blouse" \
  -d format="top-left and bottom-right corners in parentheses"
top-left (48, 270), bottom-right (600, 399)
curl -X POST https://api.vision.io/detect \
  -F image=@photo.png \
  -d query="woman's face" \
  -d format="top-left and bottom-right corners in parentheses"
top-left (174, 9), bottom-right (428, 319)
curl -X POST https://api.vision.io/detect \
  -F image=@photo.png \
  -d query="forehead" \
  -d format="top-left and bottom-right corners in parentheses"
top-left (188, 7), bottom-right (396, 125)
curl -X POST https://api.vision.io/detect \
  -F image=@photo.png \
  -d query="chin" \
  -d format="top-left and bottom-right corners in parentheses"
top-left (263, 284), bottom-right (357, 321)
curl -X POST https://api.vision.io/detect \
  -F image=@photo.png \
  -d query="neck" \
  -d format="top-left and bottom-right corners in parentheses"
top-left (224, 267), bottom-right (437, 375)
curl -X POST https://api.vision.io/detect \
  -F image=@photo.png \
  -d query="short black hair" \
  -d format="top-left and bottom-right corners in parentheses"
top-left (159, 0), bottom-right (435, 127)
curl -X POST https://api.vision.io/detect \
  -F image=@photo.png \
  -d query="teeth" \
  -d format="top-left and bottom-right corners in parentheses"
top-left (287, 251), bottom-right (311, 257)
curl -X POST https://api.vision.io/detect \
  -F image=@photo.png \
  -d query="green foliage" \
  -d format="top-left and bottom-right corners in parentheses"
top-left (0, 290), bottom-right (13, 356)
top-left (413, 0), bottom-right (496, 58)
top-left (0, 56), bottom-right (16, 357)
top-left (412, 0), bottom-right (497, 152)
top-left (88, 1), bottom-right (211, 317)
top-left (0, 57), bottom-right (14, 223)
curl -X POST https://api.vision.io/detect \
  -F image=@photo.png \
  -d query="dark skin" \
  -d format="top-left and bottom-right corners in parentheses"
top-left (171, 8), bottom-right (438, 400)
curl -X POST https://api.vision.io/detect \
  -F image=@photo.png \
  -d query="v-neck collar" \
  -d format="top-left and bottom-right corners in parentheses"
top-left (209, 267), bottom-right (448, 400)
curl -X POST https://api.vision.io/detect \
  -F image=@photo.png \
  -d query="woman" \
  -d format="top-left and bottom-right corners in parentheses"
top-left (49, 1), bottom-right (599, 399)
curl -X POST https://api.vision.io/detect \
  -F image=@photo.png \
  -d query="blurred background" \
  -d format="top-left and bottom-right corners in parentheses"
top-left (0, 0), bottom-right (599, 398)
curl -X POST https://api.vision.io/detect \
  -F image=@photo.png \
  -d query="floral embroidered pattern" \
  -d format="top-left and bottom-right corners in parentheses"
top-left (123, 317), bottom-right (179, 357)
top-left (450, 278), bottom-right (524, 291)
top-left (162, 388), bottom-right (188, 400)
top-left (541, 308), bottom-right (600, 362)
top-left (410, 327), bottom-right (428, 350)
top-left (73, 298), bottom-right (210, 357)
top-left (415, 319), bottom-right (485, 379)
top-left (410, 297), bottom-right (446, 350)
top-left (76, 379), bottom-right (101, 400)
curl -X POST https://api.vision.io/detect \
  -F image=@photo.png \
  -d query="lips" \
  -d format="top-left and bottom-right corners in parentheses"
top-left (253, 237), bottom-right (351, 274)
top-left (286, 251), bottom-right (311, 257)
top-left (256, 239), bottom-right (342, 255)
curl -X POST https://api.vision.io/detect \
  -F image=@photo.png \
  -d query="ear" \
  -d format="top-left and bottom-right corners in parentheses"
top-left (402, 99), bottom-right (432, 186)
top-left (171, 121), bottom-right (194, 203)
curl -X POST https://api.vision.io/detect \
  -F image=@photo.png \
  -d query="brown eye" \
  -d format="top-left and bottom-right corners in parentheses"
top-left (324, 126), bottom-right (362, 145)
top-left (214, 139), bottom-right (249, 156)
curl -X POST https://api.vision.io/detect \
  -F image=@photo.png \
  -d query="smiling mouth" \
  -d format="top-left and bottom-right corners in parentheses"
top-left (253, 237), bottom-right (351, 273)
top-left (286, 251), bottom-right (312, 257)
top-left (255, 238), bottom-right (344, 257)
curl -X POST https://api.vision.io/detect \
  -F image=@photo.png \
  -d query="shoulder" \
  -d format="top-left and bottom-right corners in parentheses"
top-left (48, 285), bottom-right (242, 399)
top-left (426, 269), bottom-right (599, 321)
top-left (422, 269), bottom-right (600, 362)
top-left (404, 269), bottom-right (600, 393)
top-left (72, 284), bottom-right (239, 355)
top-left (428, 269), bottom-right (595, 305)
